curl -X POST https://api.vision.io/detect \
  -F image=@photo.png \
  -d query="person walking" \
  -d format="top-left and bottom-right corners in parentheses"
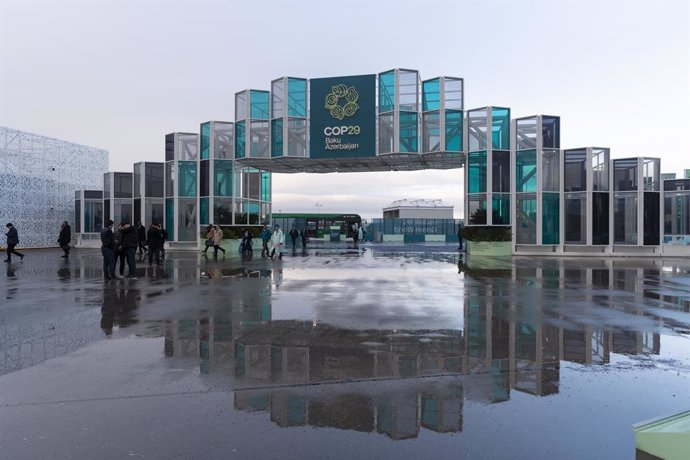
top-left (120, 222), bottom-right (138, 278)
top-left (212, 225), bottom-right (225, 258)
top-left (289, 226), bottom-right (299, 249)
top-left (203, 224), bottom-right (214, 254)
top-left (100, 219), bottom-right (116, 280)
top-left (159, 226), bottom-right (168, 259)
top-left (357, 224), bottom-right (363, 244)
top-left (4, 223), bottom-right (24, 262)
top-left (147, 223), bottom-right (163, 266)
top-left (352, 222), bottom-right (359, 245)
top-left (136, 221), bottom-right (147, 255)
top-left (270, 224), bottom-right (285, 260)
top-left (260, 224), bottom-right (271, 257)
top-left (300, 227), bottom-right (308, 249)
top-left (114, 223), bottom-right (126, 277)
top-left (58, 221), bottom-right (72, 258)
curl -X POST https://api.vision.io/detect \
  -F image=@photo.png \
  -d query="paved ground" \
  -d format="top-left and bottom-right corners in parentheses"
top-left (1, 244), bottom-right (690, 459)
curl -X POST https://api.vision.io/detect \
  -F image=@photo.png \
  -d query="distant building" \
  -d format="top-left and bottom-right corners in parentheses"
top-left (0, 127), bottom-right (108, 248)
top-left (383, 199), bottom-right (454, 219)
top-left (661, 173), bottom-right (676, 181)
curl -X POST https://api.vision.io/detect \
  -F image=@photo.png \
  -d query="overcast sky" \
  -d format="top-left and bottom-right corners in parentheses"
top-left (1, 0), bottom-right (688, 220)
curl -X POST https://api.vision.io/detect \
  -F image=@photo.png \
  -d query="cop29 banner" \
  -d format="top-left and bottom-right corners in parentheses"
top-left (309, 74), bottom-right (376, 159)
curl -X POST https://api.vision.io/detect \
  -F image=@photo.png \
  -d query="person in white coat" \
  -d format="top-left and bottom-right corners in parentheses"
top-left (269, 224), bottom-right (285, 260)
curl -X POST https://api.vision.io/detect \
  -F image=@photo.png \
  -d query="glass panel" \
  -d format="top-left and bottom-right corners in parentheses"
top-left (613, 158), bottom-right (637, 191)
top-left (592, 192), bottom-right (609, 245)
top-left (492, 193), bottom-right (510, 225)
top-left (177, 198), bottom-right (197, 242)
top-left (444, 78), bottom-right (463, 111)
top-left (165, 198), bottom-right (174, 241)
top-left (468, 108), bottom-right (488, 152)
top-left (75, 199), bottom-right (81, 232)
top-left (493, 150), bottom-right (510, 193)
top-left (178, 134), bottom-right (197, 161)
top-left (516, 194), bottom-right (537, 244)
top-left (114, 173), bottom-right (132, 199)
top-left (200, 197), bottom-right (209, 225)
top-left (133, 163), bottom-right (142, 198)
top-left (271, 119), bottom-right (283, 157)
top-left (542, 149), bottom-right (559, 192)
top-left (134, 199), bottom-right (141, 225)
top-left (214, 160), bottom-right (233, 197)
top-left (643, 192), bottom-right (660, 245)
top-left (491, 107), bottom-right (510, 151)
top-left (147, 199), bottom-right (164, 227)
top-left (261, 172), bottom-right (271, 202)
top-left (468, 151), bottom-right (487, 193)
top-left (246, 200), bottom-right (260, 225)
top-left (243, 170), bottom-right (261, 200)
top-left (422, 111), bottom-right (440, 152)
top-left (663, 192), bottom-right (690, 236)
top-left (516, 149), bottom-right (537, 193)
top-left (542, 193), bottom-right (559, 244)
top-left (200, 122), bottom-right (211, 160)
top-left (165, 134), bottom-right (174, 162)
top-left (592, 148), bottom-right (609, 191)
top-left (643, 158), bottom-right (660, 191)
top-left (214, 122), bottom-right (233, 159)
top-left (250, 120), bottom-right (270, 158)
top-left (564, 149), bottom-right (587, 192)
top-left (378, 113), bottom-right (394, 154)
top-left (614, 193), bottom-right (637, 244)
top-left (445, 110), bottom-right (462, 151)
top-left (542, 116), bottom-right (560, 149)
top-left (516, 118), bottom-right (537, 150)
top-left (235, 121), bottom-right (246, 159)
top-left (177, 161), bottom-right (197, 197)
top-left (214, 198), bottom-right (233, 225)
top-left (250, 90), bottom-right (269, 120)
top-left (145, 163), bottom-right (164, 197)
top-left (114, 200), bottom-right (132, 226)
top-left (165, 162), bottom-right (174, 198)
top-left (378, 71), bottom-right (395, 113)
top-left (399, 112), bottom-right (418, 153)
top-left (235, 91), bottom-right (247, 121)
top-left (287, 119), bottom-right (307, 157)
top-left (271, 79), bottom-right (284, 119)
top-left (104, 199), bottom-right (111, 222)
top-left (468, 194), bottom-right (487, 225)
top-left (199, 160), bottom-right (209, 197)
top-left (422, 78), bottom-right (440, 112)
top-left (565, 193), bottom-right (587, 244)
top-left (287, 78), bottom-right (307, 118)
top-left (398, 70), bottom-right (418, 112)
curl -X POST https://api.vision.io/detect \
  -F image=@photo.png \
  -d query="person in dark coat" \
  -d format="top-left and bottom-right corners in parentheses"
top-left (300, 227), bottom-right (308, 249)
top-left (147, 223), bottom-right (164, 266)
top-left (100, 219), bottom-right (116, 280)
top-left (289, 226), bottom-right (299, 249)
top-left (4, 223), bottom-right (24, 262)
top-left (136, 221), bottom-right (147, 255)
top-left (120, 223), bottom-right (138, 278)
top-left (58, 221), bottom-right (71, 258)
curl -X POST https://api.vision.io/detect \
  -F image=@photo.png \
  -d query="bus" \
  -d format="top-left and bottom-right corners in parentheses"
top-left (271, 213), bottom-right (362, 239)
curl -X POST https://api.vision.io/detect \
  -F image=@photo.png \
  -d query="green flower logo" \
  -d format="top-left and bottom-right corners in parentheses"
top-left (324, 84), bottom-right (359, 120)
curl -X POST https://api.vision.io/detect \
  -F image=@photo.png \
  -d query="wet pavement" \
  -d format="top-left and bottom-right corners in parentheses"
top-left (1, 243), bottom-right (690, 459)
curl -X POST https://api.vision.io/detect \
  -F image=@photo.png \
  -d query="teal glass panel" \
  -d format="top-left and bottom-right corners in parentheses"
top-left (399, 112), bottom-right (418, 153)
top-left (261, 172), bottom-right (271, 202)
top-left (445, 110), bottom-right (463, 151)
top-left (287, 78), bottom-right (307, 117)
top-left (422, 78), bottom-right (440, 111)
top-left (249, 90), bottom-right (270, 120)
top-left (491, 107), bottom-right (510, 150)
top-left (516, 195), bottom-right (537, 244)
top-left (177, 161), bottom-right (197, 197)
top-left (165, 198), bottom-right (174, 241)
top-left (516, 149), bottom-right (537, 192)
top-left (542, 192), bottom-right (560, 244)
top-left (271, 119), bottom-right (283, 158)
top-left (200, 122), bottom-right (210, 160)
top-left (214, 160), bottom-right (232, 197)
top-left (271, 79), bottom-right (284, 119)
top-left (379, 71), bottom-right (395, 113)
top-left (468, 151), bottom-right (487, 193)
top-left (235, 121), bottom-right (245, 159)
top-left (492, 193), bottom-right (511, 225)
top-left (200, 197), bottom-right (209, 225)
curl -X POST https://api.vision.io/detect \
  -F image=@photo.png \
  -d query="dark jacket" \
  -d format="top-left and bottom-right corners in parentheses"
top-left (137, 225), bottom-right (147, 243)
top-left (289, 228), bottom-right (299, 241)
top-left (58, 224), bottom-right (71, 245)
top-left (120, 226), bottom-right (138, 249)
top-left (5, 227), bottom-right (18, 245)
top-left (101, 228), bottom-right (115, 250)
top-left (147, 226), bottom-right (163, 249)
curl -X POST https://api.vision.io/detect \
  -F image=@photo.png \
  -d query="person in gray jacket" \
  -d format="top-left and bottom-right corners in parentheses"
top-left (4, 223), bottom-right (24, 263)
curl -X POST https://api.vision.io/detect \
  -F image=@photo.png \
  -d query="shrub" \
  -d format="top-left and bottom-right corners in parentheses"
top-left (460, 226), bottom-right (512, 242)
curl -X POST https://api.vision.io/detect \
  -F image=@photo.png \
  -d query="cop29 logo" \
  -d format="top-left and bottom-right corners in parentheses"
top-left (324, 84), bottom-right (359, 120)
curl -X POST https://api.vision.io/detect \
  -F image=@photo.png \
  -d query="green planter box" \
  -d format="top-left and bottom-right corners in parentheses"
top-left (466, 240), bottom-right (512, 256)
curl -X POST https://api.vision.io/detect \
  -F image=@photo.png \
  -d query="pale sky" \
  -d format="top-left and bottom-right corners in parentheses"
top-left (1, 0), bottom-right (688, 220)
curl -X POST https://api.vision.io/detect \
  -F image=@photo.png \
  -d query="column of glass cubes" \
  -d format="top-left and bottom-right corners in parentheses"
top-left (563, 147), bottom-right (610, 245)
top-left (133, 162), bottom-right (164, 227)
top-left (378, 69), bottom-right (420, 155)
top-left (235, 90), bottom-right (270, 159)
top-left (271, 77), bottom-right (307, 158)
top-left (421, 77), bottom-right (464, 153)
top-left (164, 132), bottom-right (198, 243)
top-left (466, 107), bottom-right (511, 226)
top-left (613, 157), bottom-right (660, 246)
top-left (514, 115), bottom-right (560, 245)
top-left (75, 190), bottom-right (103, 234)
top-left (103, 172), bottom-right (133, 226)
top-left (200, 121), bottom-right (235, 226)
top-left (663, 179), bottom-right (690, 244)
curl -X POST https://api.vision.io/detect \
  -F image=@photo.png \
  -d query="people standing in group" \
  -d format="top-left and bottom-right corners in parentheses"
top-left (147, 223), bottom-right (164, 266)
top-left (58, 221), bottom-right (71, 258)
top-left (289, 226), bottom-right (299, 249)
top-left (212, 225), bottom-right (225, 258)
top-left (270, 224), bottom-right (285, 260)
top-left (120, 222), bottom-right (138, 279)
top-left (100, 219), bottom-right (116, 280)
top-left (300, 227), bottom-right (308, 249)
top-left (136, 221), bottom-right (147, 256)
top-left (4, 223), bottom-right (24, 263)
top-left (260, 224), bottom-right (271, 257)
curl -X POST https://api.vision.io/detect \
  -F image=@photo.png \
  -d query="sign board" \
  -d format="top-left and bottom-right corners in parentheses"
top-left (309, 74), bottom-right (376, 159)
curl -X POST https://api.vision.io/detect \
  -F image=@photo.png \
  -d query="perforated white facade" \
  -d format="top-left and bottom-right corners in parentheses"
top-left (0, 127), bottom-right (109, 248)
